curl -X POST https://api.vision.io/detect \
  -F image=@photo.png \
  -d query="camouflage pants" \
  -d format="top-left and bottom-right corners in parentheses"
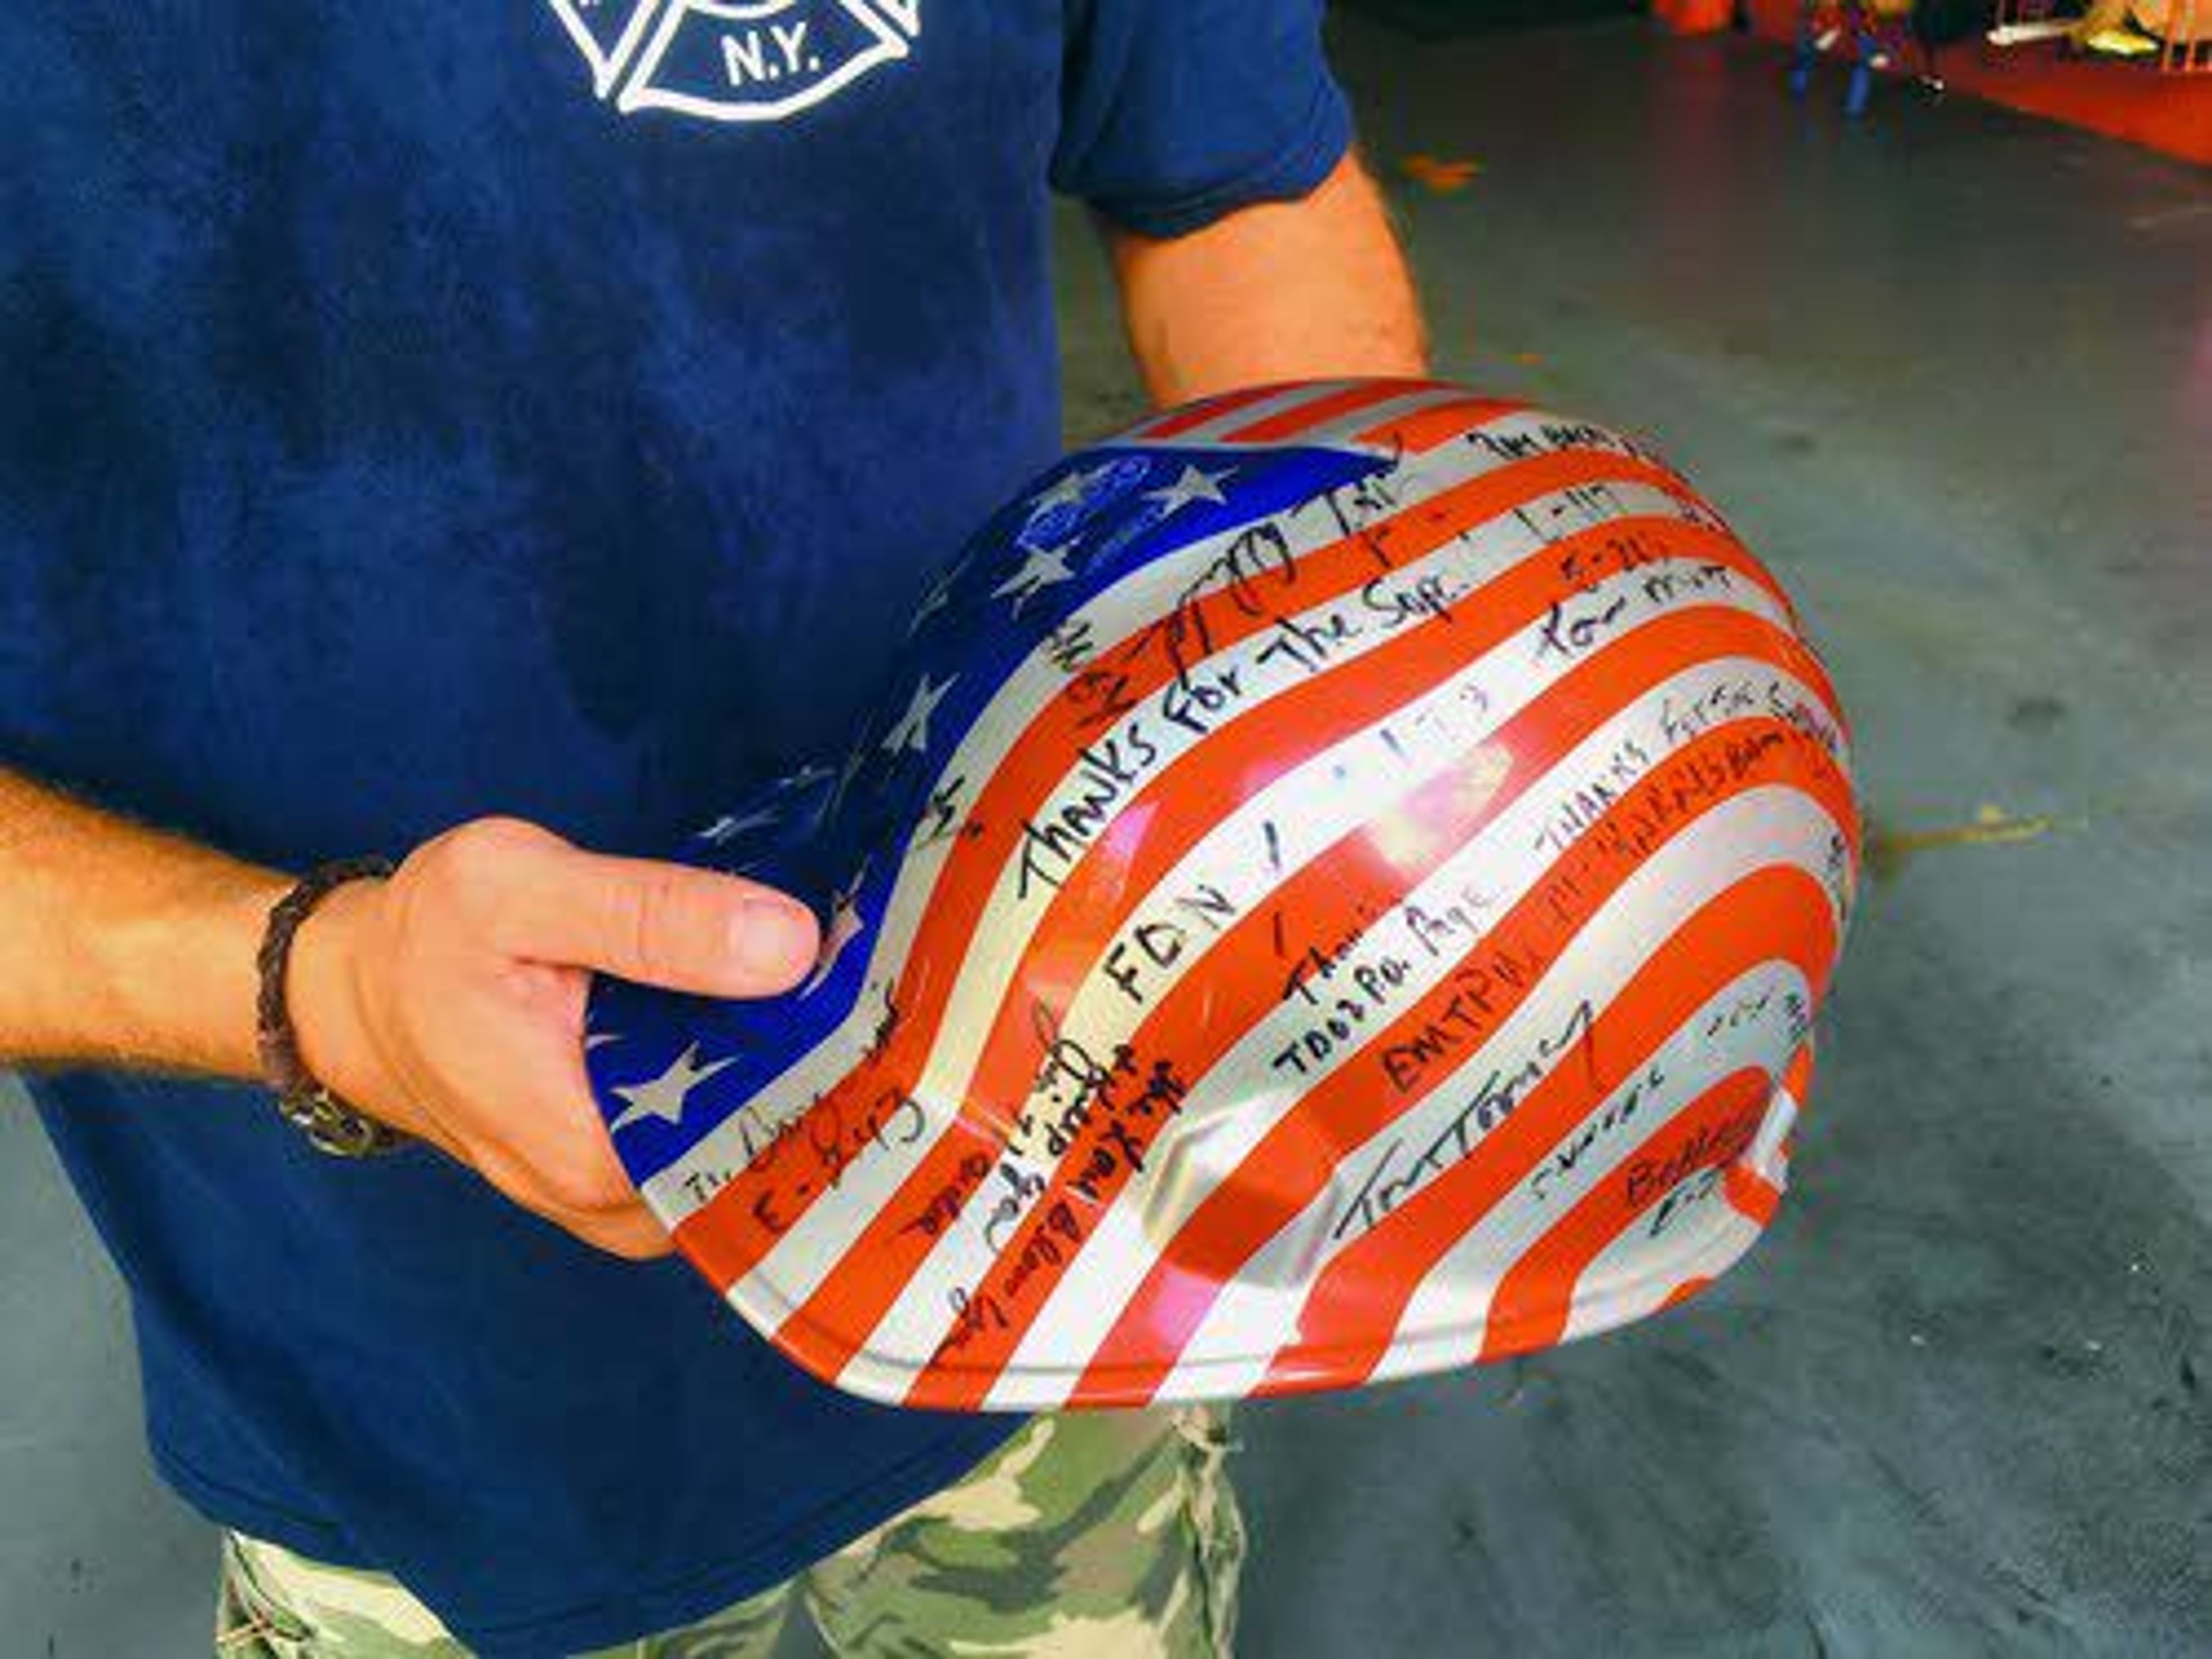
top-left (214, 1407), bottom-right (1243, 1658)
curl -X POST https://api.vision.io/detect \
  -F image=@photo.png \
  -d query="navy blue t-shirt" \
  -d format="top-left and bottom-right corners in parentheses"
top-left (0, 5), bottom-right (1349, 1652)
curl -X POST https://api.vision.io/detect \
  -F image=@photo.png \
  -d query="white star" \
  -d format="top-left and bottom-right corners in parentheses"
top-left (908, 556), bottom-right (974, 638)
top-left (698, 803), bottom-right (781, 845)
top-left (801, 868), bottom-right (870, 998)
top-left (880, 672), bottom-right (956, 757)
top-left (1028, 463), bottom-right (1112, 515)
top-left (607, 1042), bottom-right (736, 1136)
top-left (1143, 464), bottom-right (1232, 517)
top-left (991, 540), bottom-right (1079, 611)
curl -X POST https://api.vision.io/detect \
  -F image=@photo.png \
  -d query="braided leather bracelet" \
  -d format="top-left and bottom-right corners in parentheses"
top-left (255, 857), bottom-right (410, 1158)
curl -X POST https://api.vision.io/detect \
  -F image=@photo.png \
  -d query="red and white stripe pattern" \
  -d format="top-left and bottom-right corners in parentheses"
top-left (630, 380), bottom-right (1857, 1410)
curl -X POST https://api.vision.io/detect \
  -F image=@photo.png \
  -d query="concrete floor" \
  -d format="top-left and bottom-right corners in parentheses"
top-left (6, 18), bottom-right (2209, 1657)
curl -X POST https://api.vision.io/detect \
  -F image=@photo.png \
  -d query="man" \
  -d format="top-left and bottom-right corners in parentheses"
top-left (0, 3), bottom-right (1422, 1652)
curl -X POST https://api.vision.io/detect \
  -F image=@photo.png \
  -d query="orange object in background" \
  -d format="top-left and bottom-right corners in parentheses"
top-left (1655, 0), bottom-right (1737, 33)
top-left (1398, 152), bottom-right (1484, 191)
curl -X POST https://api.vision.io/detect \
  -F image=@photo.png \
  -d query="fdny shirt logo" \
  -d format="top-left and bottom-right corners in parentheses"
top-left (547, 0), bottom-right (921, 123)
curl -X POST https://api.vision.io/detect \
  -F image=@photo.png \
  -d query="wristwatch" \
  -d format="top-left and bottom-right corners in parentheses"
top-left (255, 857), bottom-right (411, 1157)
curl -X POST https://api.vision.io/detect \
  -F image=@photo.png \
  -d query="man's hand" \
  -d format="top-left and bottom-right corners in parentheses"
top-left (0, 770), bottom-right (817, 1261)
top-left (289, 818), bottom-right (819, 1259)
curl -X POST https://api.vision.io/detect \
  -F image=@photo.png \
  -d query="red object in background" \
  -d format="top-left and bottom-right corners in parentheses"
top-left (1939, 39), bottom-right (2212, 162)
top-left (1744, 0), bottom-right (2212, 163)
top-left (1656, 0), bottom-right (1738, 33)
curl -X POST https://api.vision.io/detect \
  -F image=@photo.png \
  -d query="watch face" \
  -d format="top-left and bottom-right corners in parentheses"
top-left (585, 378), bottom-right (1858, 1412)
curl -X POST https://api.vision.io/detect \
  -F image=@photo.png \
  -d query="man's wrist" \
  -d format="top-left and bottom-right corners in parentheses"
top-left (284, 877), bottom-right (399, 1134)
top-left (257, 861), bottom-right (411, 1156)
top-left (100, 862), bottom-right (293, 1081)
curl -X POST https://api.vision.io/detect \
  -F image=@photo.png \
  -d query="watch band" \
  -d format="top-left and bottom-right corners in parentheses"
top-left (255, 857), bottom-right (409, 1158)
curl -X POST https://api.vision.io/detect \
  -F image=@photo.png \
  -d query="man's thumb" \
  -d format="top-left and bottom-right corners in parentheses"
top-left (477, 824), bottom-right (821, 995)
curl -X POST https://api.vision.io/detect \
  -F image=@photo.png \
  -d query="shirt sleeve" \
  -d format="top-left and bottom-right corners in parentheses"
top-left (1051, 0), bottom-right (1354, 239)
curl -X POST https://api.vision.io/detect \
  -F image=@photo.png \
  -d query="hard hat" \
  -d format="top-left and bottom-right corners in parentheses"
top-left (586, 378), bottom-right (1859, 1411)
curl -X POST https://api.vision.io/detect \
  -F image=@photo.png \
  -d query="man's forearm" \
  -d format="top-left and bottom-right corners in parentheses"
top-left (1109, 151), bottom-right (1428, 407)
top-left (0, 768), bottom-right (285, 1078)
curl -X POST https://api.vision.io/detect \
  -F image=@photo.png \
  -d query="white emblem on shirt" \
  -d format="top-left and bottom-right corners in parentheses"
top-left (545, 0), bottom-right (922, 124)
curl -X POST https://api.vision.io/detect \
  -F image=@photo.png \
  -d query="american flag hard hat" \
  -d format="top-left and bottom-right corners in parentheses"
top-left (585, 378), bottom-right (1859, 1411)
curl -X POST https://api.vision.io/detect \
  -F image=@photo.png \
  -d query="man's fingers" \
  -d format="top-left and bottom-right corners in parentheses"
top-left (451, 819), bottom-right (820, 995)
top-left (507, 1177), bottom-right (674, 1260)
top-left (469, 1126), bottom-right (675, 1260)
top-left (558, 1203), bottom-right (676, 1261)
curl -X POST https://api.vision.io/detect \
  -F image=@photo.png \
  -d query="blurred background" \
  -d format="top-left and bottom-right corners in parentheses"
top-left (6, 7), bottom-right (2209, 1654)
